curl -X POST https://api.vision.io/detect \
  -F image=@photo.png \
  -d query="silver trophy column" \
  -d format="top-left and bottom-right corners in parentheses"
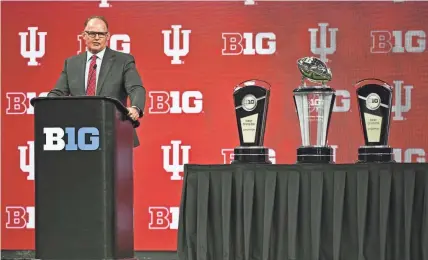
top-left (293, 57), bottom-right (336, 163)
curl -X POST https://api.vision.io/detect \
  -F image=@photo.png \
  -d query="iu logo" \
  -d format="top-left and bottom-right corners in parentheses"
top-left (99, 0), bottom-right (111, 7)
top-left (162, 25), bottom-right (191, 64)
top-left (161, 140), bottom-right (191, 180)
top-left (308, 23), bottom-right (338, 63)
top-left (18, 141), bottom-right (34, 181)
top-left (392, 80), bottom-right (413, 121)
top-left (19, 27), bottom-right (47, 66)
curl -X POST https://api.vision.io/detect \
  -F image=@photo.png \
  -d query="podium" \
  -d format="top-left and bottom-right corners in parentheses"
top-left (31, 96), bottom-right (139, 260)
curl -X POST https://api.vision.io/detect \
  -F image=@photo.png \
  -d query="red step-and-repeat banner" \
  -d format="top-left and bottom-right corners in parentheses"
top-left (2, 0), bottom-right (428, 251)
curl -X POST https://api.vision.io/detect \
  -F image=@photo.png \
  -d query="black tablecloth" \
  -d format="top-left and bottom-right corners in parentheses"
top-left (177, 163), bottom-right (428, 260)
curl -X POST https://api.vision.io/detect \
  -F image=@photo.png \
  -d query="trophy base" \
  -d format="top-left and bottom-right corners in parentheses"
top-left (232, 147), bottom-right (272, 164)
top-left (357, 146), bottom-right (395, 163)
top-left (297, 146), bottom-right (333, 164)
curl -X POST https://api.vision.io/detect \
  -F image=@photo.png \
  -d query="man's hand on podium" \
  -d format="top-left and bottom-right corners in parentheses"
top-left (127, 107), bottom-right (140, 121)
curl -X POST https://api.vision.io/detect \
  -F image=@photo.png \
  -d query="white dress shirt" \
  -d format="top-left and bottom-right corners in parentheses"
top-left (84, 48), bottom-right (106, 92)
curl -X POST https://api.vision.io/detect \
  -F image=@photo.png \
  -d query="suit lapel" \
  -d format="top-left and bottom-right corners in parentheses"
top-left (97, 47), bottom-right (115, 95)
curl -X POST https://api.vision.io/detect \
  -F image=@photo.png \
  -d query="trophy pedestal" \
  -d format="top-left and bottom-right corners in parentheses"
top-left (232, 147), bottom-right (271, 164)
top-left (297, 146), bottom-right (333, 164)
top-left (357, 146), bottom-right (395, 163)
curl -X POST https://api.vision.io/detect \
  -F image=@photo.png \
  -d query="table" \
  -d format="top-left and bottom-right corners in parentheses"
top-left (177, 163), bottom-right (428, 260)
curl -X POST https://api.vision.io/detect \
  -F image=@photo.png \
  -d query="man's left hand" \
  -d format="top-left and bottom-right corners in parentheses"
top-left (127, 107), bottom-right (139, 121)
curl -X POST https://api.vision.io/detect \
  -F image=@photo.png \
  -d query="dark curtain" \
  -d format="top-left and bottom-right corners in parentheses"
top-left (178, 163), bottom-right (428, 260)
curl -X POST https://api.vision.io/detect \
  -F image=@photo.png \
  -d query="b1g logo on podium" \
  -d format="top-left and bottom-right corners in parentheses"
top-left (43, 127), bottom-right (100, 151)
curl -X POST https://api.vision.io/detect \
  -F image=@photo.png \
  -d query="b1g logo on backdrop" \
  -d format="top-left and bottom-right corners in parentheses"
top-left (5, 92), bottom-right (48, 115)
top-left (19, 27), bottom-right (47, 66)
top-left (393, 148), bottom-right (426, 162)
top-left (43, 127), bottom-right (100, 151)
top-left (149, 91), bottom-right (203, 114)
top-left (333, 90), bottom-right (351, 112)
top-left (5, 206), bottom-right (35, 229)
top-left (148, 206), bottom-right (179, 230)
top-left (77, 34), bottom-right (131, 54)
top-left (222, 32), bottom-right (276, 55)
top-left (371, 30), bottom-right (426, 53)
top-left (221, 148), bottom-right (277, 164)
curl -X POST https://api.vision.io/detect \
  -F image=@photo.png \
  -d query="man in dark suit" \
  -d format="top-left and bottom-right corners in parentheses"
top-left (48, 15), bottom-right (145, 147)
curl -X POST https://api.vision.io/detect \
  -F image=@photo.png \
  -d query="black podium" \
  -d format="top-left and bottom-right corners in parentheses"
top-left (31, 96), bottom-right (139, 260)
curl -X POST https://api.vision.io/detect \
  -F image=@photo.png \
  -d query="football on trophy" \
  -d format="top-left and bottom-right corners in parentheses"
top-left (297, 57), bottom-right (332, 83)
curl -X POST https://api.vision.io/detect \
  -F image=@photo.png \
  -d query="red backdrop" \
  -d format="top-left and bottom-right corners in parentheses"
top-left (2, 0), bottom-right (428, 251)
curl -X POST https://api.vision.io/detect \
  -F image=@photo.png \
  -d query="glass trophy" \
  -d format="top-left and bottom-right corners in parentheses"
top-left (355, 78), bottom-right (395, 163)
top-left (293, 56), bottom-right (336, 163)
top-left (232, 79), bottom-right (272, 164)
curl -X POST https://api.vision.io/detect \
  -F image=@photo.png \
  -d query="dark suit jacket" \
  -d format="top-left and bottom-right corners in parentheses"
top-left (48, 47), bottom-right (145, 147)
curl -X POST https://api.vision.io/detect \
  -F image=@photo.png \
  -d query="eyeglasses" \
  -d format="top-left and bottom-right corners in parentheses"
top-left (85, 31), bottom-right (108, 38)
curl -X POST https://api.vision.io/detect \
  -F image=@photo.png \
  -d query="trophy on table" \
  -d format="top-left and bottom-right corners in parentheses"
top-left (232, 79), bottom-right (272, 164)
top-left (355, 78), bottom-right (395, 163)
top-left (293, 56), bottom-right (336, 163)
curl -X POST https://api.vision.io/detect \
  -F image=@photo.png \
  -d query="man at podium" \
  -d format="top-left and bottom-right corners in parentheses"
top-left (47, 15), bottom-right (145, 147)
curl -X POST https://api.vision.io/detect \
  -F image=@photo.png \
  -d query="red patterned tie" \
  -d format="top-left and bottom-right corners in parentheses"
top-left (86, 55), bottom-right (97, 96)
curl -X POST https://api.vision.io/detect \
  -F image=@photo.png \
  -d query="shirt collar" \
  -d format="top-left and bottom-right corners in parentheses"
top-left (86, 47), bottom-right (106, 62)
